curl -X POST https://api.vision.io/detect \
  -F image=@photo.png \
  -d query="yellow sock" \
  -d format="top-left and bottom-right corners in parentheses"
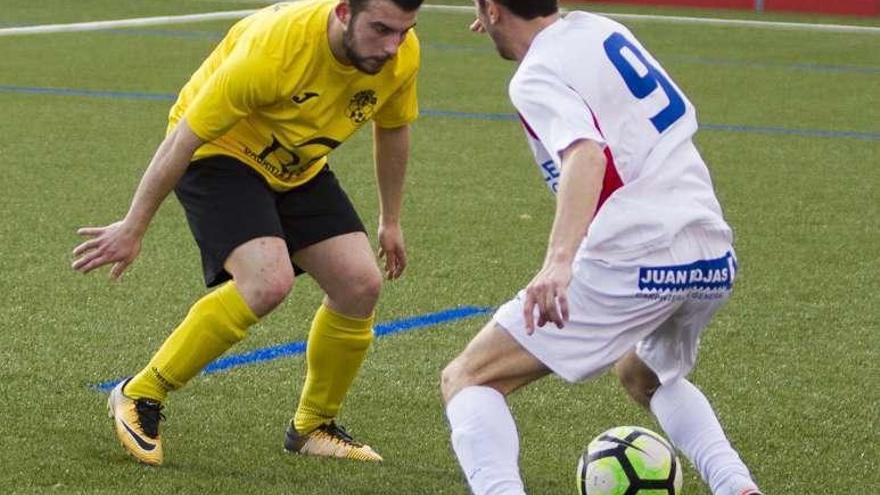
top-left (124, 281), bottom-right (259, 402)
top-left (294, 304), bottom-right (374, 433)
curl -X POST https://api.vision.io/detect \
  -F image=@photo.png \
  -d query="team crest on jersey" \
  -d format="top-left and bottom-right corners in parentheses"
top-left (637, 252), bottom-right (736, 297)
top-left (347, 90), bottom-right (377, 124)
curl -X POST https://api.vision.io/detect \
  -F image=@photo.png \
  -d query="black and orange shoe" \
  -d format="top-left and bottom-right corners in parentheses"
top-left (107, 379), bottom-right (164, 466)
top-left (284, 421), bottom-right (383, 462)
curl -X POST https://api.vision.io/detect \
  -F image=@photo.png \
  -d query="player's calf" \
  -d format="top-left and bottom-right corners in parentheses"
top-left (442, 322), bottom-right (550, 404)
top-left (615, 350), bottom-right (661, 409)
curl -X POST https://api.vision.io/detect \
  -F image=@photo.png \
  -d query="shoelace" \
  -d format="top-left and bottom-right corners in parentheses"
top-left (321, 422), bottom-right (358, 445)
top-left (134, 400), bottom-right (165, 439)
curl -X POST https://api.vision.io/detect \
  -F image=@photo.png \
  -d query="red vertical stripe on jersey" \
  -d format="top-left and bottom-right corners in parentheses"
top-left (590, 112), bottom-right (623, 213)
top-left (596, 146), bottom-right (623, 212)
top-left (518, 112), bottom-right (623, 214)
top-left (590, 109), bottom-right (623, 215)
top-left (518, 113), bottom-right (539, 140)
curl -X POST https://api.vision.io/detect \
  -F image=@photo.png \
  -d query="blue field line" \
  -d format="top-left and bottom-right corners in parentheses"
top-left (667, 55), bottom-right (880, 75)
top-left (91, 305), bottom-right (492, 392)
top-left (422, 109), bottom-right (516, 121)
top-left (700, 123), bottom-right (880, 141)
top-left (0, 84), bottom-right (175, 101)
top-left (1, 84), bottom-right (878, 141)
top-left (422, 110), bottom-right (880, 141)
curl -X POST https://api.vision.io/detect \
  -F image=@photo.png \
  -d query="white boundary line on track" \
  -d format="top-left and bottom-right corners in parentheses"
top-left (1, 3), bottom-right (878, 37)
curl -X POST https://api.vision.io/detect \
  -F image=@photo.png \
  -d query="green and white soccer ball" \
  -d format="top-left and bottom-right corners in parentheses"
top-left (577, 426), bottom-right (683, 495)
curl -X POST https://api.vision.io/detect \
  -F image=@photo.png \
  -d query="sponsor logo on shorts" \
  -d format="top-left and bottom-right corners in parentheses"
top-left (638, 252), bottom-right (736, 296)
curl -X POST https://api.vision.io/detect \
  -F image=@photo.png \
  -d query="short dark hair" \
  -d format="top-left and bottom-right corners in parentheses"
top-left (477, 0), bottom-right (558, 19)
top-left (350, 0), bottom-right (423, 15)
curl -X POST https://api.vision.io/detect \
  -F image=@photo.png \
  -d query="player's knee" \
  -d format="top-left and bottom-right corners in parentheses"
top-left (259, 274), bottom-right (294, 312)
top-left (615, 353), bottom-right (660, 409)
top-left (238, 267), bottom-right (294, 315)
top-left (441, 358), bottom-right (475, 404)
top-left (263, 272), bottom-right (295, 306)
top-left (354, 268), bottom-right (383, 307)
top-left (334, 267), bottom-right (383, 315)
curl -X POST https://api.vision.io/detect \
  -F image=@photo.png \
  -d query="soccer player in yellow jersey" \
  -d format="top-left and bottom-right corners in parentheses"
top-left (71, 0), bottom-right (422, 466)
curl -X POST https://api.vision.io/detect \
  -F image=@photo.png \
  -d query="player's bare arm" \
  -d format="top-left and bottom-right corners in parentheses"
top-left (523, 138), bottom-right (605, 333)
top-left (72, 120), bottom-right (204, 279)
top-left (373, 122), bottom-right (410, 280)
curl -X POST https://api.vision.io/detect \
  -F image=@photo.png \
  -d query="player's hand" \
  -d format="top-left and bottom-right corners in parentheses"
top-left (377, 221), bottom-right (407, 280)
top-left (522, 260), bottom-right (572, 334)
top-left (470, 18), bottom-right (485, 33)
top-left (71, 220), bottom-right (143, 280)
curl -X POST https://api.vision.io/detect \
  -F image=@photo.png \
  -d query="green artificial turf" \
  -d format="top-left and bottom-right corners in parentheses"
top-left (0, 2), bottom-right (877, 493)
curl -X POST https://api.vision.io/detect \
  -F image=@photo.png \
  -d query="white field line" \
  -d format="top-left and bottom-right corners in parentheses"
top-left (0, 3), bottom-right (878, 37)
top-left (0, 9), bottom-right (256, 36)
top-left (606, 12), bottom-right (880, 32)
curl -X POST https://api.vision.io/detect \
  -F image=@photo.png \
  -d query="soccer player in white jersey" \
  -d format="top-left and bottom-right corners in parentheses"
top-left (440, 1), bottom-right (763, 494)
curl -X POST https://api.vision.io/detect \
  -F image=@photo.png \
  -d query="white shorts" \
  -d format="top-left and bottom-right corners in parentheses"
top-left (494, 228), bottom-right (736, 384)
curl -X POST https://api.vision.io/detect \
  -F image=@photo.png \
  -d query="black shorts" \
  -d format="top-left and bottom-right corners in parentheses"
top-left (174, 155), bottom-right (366, 287)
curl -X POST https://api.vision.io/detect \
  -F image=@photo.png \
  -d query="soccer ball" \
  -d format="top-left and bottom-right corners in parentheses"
top-left (576, 426), bottom-right (683, 495)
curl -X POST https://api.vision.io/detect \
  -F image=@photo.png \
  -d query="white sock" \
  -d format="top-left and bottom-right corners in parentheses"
top-left (446, 386), bottom-right (526, 495)
top-left (650, 379), bottom-right (759, 495)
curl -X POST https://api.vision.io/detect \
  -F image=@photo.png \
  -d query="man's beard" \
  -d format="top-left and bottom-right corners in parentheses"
top-left (488, 31), bottom-right (515, 61)
top-left (343, 28), bottom-right (391, 75)
top-left (495, 45), bottom-right (515, 61)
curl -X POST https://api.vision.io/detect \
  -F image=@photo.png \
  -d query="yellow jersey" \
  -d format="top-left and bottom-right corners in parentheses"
top-left (168, 0), bottom-right (420, 191)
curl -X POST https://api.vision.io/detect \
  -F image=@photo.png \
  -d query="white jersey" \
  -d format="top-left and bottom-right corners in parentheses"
top-left (509, 12), bottom-right (731, 260)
